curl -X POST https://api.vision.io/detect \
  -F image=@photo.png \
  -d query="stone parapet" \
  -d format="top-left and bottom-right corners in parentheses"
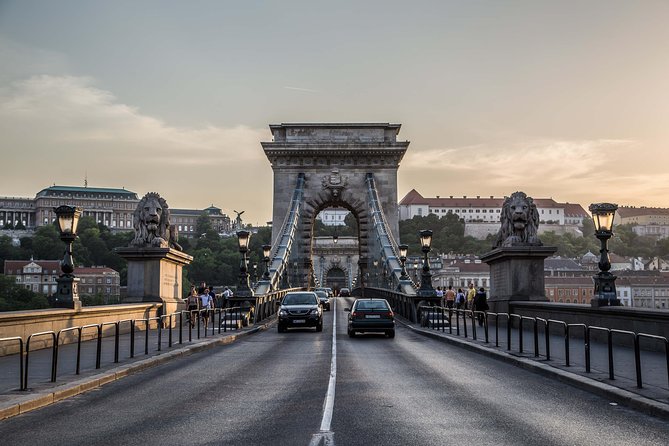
top-left (0, 304), bottom-right (161, 356)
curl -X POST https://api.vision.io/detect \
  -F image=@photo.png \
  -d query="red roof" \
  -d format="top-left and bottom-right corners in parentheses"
top-left (399, 189), bottom-right (425, 205)
top-left (617, 206), bottom-right (669, 218)
top-left (75, 267), bottom-right (119, 275)
top-left (399, 190), bottom-right (571, 209)
top-left (563, 203), bottom-right (588, 218)
top-left (4, 260), bottom-right (60, 274)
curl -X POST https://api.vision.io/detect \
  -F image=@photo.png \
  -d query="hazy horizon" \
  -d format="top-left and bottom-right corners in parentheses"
top-left (2, 1), bottom-right (668, 224)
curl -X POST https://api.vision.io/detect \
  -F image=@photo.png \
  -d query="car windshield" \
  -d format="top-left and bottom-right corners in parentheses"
top-left (355, 300), bottom-right (389, 310)
top-left (315, 291), bottom-right (328, 298)
top-left (283, 293), bottom-right (317, 305)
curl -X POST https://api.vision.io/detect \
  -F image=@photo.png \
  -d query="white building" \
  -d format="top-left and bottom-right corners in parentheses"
top-left (399, 190), bottom-right (588, 226)
top-left (317, 208), bottom-right (350, 226)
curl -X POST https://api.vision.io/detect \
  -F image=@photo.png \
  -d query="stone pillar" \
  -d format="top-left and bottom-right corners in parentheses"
top-left (481, 246), bottom-right (557, 314)
top-left (116, 247), bottom-right (193, 316)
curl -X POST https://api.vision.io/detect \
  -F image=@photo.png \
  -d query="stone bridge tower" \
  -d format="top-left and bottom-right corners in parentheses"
top-left (262, 123), bottom-right (409, 287)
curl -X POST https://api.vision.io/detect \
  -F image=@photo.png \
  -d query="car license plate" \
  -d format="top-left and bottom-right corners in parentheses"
top-left (366, 315), bottom-right (380, 319)
top-left (293, 319), bottom-right (306, 323)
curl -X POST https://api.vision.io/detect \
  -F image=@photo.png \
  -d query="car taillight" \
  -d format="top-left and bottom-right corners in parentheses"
top-left (351, 312), bottom-right (361, 318)
top-left (384, 311), bottom-right (394, 317)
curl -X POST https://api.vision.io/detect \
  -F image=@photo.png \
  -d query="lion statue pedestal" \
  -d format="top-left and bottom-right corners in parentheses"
top-left (481, 246), bottom-right (557, 313)
top-left (116, 192), bottom-right (192, 317)
top-left (481, 192), bottom-right (557, 313)
top-left (117, 247), bottom-right (193, 315)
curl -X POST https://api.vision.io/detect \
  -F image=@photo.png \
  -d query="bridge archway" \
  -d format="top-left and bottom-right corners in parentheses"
top-left (324, 267), bottom-right (347, 293)
top-left (263, 123), bottom-right (409, 288)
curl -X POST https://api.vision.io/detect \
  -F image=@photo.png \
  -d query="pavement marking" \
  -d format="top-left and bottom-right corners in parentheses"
top-left (309, 297), bottom-right (337, 446)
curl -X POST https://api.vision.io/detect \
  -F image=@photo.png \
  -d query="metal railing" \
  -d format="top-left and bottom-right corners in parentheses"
top-left (0, 305), bottom-right (248, 392)
top-left (416, 305), bottom-right (669, 391)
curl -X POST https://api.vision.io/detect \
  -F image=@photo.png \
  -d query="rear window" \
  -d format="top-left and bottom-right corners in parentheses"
top-left (355, 300), bottom-right (389, 310)
top-left (283, 293), bottom-right (317, 305)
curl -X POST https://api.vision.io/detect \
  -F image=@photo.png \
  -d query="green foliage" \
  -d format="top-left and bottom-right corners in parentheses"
top-left (0, 274), bottom-right (50, 311)
top-left (196, 213), bottom-right (213, 236)
top-left (313, 212), bottom-right (358, 238)
top-left (399, 212), bottom-right (490, 255)
top-left (399, 215), bottom-right (664, 260)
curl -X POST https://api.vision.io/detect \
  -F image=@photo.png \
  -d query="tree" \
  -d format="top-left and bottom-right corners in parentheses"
top-left (0, 274), bottom-right (50, 311)
top-left (196, 213), bottom-right (213, 236)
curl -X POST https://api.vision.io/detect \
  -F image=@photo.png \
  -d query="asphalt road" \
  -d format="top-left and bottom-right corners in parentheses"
top-left (1, 297), bottom-right (668, 446)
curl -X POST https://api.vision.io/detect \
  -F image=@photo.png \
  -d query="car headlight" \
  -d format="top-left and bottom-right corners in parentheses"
top-left (279, 310), bottom-right (288, 316)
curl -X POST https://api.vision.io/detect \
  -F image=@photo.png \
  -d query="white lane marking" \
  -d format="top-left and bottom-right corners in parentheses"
top-left (309, 297), bottom-right (337, 446)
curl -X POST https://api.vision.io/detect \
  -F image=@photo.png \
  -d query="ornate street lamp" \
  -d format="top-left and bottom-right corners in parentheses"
top-left (398, 244), bottom-right (409, 281)
top-left (262, 244), bottom-right (272, 281)
top-left (236, 230), bottom-right (254, 297)
top-left (333, 234), bottom-right (338, 245)
top-left (589, 203), bottom-right (620, 306)
top-left (417, 230), bottom-right (436, 297)
top-left (52, 205), bottom-right (83, 309)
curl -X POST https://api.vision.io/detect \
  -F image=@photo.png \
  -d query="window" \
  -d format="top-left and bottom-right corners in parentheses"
top-left (106, 278), bottom-right (111, 284)
top-left (106, 287), bottom-right (111, 294)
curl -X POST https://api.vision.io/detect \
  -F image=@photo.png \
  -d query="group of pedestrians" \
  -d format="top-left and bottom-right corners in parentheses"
top-left (184, 284), bottom-right (234, 328)
top-left (436, 283), bottom-right (489, 326)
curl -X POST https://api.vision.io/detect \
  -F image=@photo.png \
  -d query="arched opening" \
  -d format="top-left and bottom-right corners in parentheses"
top-left (325, 267), bottom-right (347, 293)
top-left (305, 199), bottom-right (365, 290)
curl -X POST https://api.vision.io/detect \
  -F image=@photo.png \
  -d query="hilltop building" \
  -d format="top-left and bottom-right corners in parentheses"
top-left (0, 185), bottom-right (230, 237)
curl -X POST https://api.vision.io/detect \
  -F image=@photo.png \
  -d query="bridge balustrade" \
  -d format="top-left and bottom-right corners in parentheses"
top-left (416, 306), bottom-right (669, 392)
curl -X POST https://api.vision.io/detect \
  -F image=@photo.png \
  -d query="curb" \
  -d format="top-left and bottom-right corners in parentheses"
top-left (399, 319), bottom-right (669, 421)
top-left (0, 319), bottom-right (275, 421)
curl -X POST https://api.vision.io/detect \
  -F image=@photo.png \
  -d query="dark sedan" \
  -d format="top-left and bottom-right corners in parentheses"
top-left (345, 298), bottom-right (395, 338)
top-left (277, 292), bottom-right (323, 332)
top-left (315, 290), bottom-right (330, 311)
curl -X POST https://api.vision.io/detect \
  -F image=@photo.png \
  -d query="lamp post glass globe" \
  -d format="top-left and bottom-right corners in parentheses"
top-left (420, 230), bottom-right (433, 250)
top-left (236, 230), bottom-right (251, 252)
top-left (588, 202), bottom-right (619, 306)
top-left (54, 205), bottom-right (82, 237)
top-left (589, 203), bottom-right (618, 234)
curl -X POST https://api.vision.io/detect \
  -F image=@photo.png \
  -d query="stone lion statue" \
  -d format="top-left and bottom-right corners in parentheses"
top-left (493, 191), bottom-right (542, 248)
top-left (130, 192), bottom-right (182, 250)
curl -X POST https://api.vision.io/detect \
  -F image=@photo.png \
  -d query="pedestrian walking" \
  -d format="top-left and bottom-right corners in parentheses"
top-left (199, 287), bottom-right (213, 327)
top-left (473, 287), bottom-right (488, 326)
top-left (467, 283), bottom-right (477, 310)
top-left (444, 285), bottom-right (456, 310)
top-left (435, 286), bottom-right (444, 306)
top-left (456, 288), bottom-right (466, 310)
top-left (186, 286), bottom-right (199, 328)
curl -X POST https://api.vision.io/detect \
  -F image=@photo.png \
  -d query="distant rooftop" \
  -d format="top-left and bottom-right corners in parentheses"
top-left (266, 122), bottom-right (404, 144)
top-left (36, 185), bottom-right (138, 199)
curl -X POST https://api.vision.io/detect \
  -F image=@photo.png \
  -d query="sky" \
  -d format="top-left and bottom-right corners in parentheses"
top-left (1, 1), bottom-right (668, 224)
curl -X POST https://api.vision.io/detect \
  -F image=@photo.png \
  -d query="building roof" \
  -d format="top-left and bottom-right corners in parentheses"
top-left (545, 257), bottom-right (584, 270)
top-left (75, 266), bottom-right (119, 275)
top-left (563, 203), bottom-right (589, 218)
top-left (36, 185), bottom-right (138, 198)
top-left (4, 260), bottom-right (119, 276)
top-left (4, 260), bottom-right (60, 274)
top-left (399, 189), bottom-right (425, 206)
top-left (399, 190), bottom-right (567, 209)
top-left (617, 206), bottom-right (669, 218)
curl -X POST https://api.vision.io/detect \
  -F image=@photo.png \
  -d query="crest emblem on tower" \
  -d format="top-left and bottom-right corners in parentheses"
top-left (322, 169), bottom-right (348, 199)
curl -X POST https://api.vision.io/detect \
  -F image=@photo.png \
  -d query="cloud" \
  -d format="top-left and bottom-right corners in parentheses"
top-left (399, 138), bottom-right (669, 206)
top-left (0, 75), bottom-right (273, 219)
top-left (283, 86), bottom-right (319, 93)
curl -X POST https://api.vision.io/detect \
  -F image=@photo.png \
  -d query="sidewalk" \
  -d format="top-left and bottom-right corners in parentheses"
top-left (405, 313), bottom-right (669, 419)
top-left (0, 316), bottom-right (265, 420)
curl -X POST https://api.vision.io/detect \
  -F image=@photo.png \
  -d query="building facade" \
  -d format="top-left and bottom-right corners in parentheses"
top-left (399, 189), bottom-right (589, 226)
top-left (3, 260), bottom-right (120, 302)
top-left (0, 185), bottom-right (231, 237)
top-left (616, 206), bottom-right (669, 226)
